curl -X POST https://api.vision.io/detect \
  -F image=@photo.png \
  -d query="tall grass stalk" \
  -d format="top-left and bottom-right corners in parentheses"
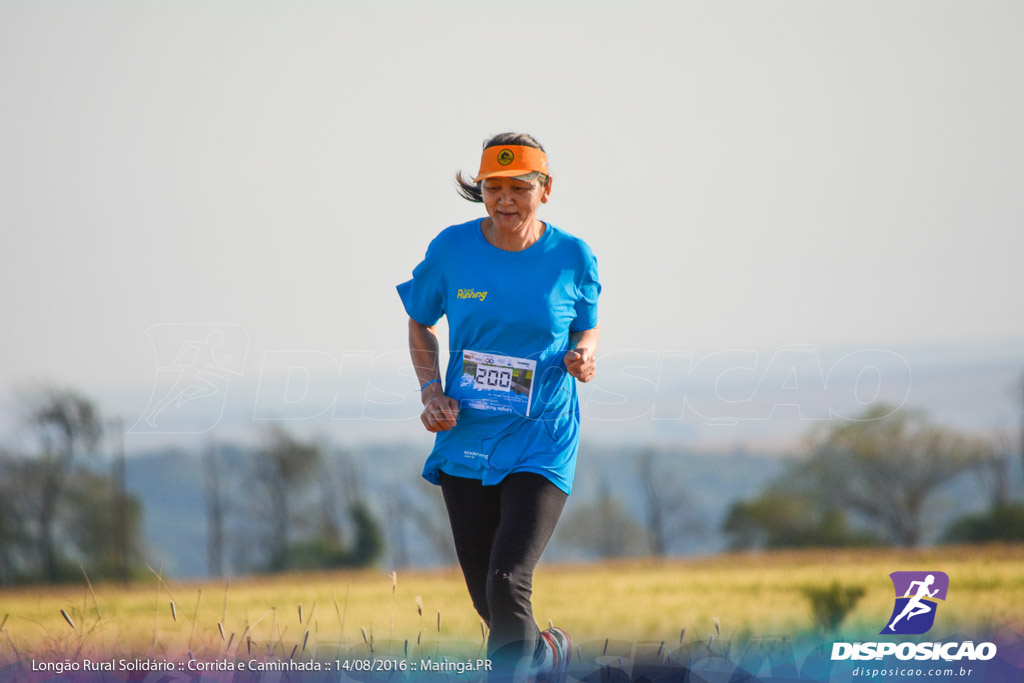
top-left (188, 590), bottom-right (201, 650)
top-left (150, 565), bottom-right (161, 650)
top-left (78, 564), bottom-right (103, 621)
top-left (435, 610), bottom-right (441, 659)
top-left (333, 576), bottom-right (351, 645)
top-left (221, 580), bottom-right (230, 622)
top-left (3, 629), bottom-right (22, 664)
top-left (273, 610), bottom-right (289, 656)
top-left (389, 571), bottom-right (397, 656)
top-left (415, 594), bottom-right (424, 654)
top-left (245, 608), bottom-right (273, 651)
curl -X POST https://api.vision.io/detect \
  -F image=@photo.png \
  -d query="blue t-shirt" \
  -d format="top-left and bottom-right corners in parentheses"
top-left (397, 218), bottom-right (600, 495)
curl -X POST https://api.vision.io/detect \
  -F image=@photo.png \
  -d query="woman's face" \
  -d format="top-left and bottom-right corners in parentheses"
top-left (481, 176), bottom-right (552, 234)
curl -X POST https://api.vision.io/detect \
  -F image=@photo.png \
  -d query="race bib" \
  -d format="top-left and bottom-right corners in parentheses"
top-left (457, 350), bottom-right (536, 416)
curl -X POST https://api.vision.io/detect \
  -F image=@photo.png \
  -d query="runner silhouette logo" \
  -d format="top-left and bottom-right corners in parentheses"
top-left (881, 571), bottom-right (949, 635)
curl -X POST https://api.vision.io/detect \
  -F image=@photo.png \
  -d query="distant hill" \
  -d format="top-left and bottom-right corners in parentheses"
top-left (4, 338), bottom-right (1021, 579)
top-left (123, 442), bottom-right (788, 578)
top-left (84, 337), bottom-right (1023, 456)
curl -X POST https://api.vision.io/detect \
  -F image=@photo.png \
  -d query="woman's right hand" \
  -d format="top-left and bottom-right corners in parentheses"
top-left (421, 385), bottom-right (460, 432)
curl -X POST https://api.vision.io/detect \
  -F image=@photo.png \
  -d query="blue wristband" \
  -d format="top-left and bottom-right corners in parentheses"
top-left (420, 379), bottom-right (441, 392)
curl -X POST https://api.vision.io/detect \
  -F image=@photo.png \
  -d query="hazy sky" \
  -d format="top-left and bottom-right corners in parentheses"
top-left (2, 1), bottom-right (1022, 400)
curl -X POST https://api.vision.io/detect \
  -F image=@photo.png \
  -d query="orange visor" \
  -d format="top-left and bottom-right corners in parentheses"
top-left (473, 145), bottom-right (549, 182)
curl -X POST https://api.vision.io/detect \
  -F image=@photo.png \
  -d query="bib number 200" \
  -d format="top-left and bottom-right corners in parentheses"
top-left (474, 365), bottom-right (512, 390)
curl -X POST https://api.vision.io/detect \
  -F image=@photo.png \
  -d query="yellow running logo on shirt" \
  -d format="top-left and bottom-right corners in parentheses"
top-left (457, 288), bottom-right (488, 302)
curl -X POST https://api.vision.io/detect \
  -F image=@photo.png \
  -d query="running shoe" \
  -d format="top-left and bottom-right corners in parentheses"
top-left (535, 626), bottom-right (572, 682)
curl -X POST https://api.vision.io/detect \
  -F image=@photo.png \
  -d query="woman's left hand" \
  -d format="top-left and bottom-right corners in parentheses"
top-left (564, 347), bottom-right (596, 383)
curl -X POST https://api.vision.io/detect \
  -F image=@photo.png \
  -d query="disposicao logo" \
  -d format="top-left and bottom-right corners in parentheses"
top-left (881, 571), bottom-right (949, 635)
top-left (832, 570), bottom-right (997, 663)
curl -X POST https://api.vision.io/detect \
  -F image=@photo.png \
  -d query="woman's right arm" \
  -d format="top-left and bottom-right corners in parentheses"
top-left (408, 317), bottom-right (460, 432)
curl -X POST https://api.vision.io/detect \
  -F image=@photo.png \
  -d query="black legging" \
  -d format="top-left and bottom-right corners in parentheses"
top-left (439, 471), bottom-right (568, 672)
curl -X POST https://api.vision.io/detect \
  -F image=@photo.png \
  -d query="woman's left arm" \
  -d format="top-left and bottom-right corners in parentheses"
top-left (564, 322), bottom-right (600, 383)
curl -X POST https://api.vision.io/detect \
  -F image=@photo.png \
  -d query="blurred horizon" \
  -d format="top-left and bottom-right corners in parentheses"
top-left (1, 334), bottom-right (1020, 581)
top-left (3, 335), bottom-right (1021, 455)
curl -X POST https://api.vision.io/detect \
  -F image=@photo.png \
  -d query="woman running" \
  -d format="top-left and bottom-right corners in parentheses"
top-left (398, 132), bottom-right (601, 680)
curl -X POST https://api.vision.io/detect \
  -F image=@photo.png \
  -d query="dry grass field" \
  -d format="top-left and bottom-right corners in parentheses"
top-left (2, 544), bottom-right (1022, 664)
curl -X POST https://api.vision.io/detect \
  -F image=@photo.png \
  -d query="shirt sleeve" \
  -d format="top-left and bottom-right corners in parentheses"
top-left (570, 246), bottom-right (601, 332)
top-left (397, 240), bottom-right (446, 326)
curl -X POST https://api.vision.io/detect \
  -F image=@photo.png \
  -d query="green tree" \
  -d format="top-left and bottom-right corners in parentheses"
top-left (25, 386), bottom-right (104, 582)
top-left (638, 449), bottom-right (705, 556)
top-left (557, 478), bottom-right (647, 558)
top-left (942, 429), bottom-right (1024, 544)
top-left (803, 404), bottom-right (984, 546)
top-left (64, 468), bottom-right (146, 579)
top-left (0, 453), bottom-right (35, 583)
top-left (254, 425), bottom-right (323, 571)
top-left (723, 404), bottom-right (985, 550)
top-left (801, 581), bottom-right (866, 633)
top-left (723, 488), bottom-right (879, 550)
top-left (1, 386), bottom-right (146, 584)
top-left (245, 427), bottom-right (385, 572)
top-left (345, 501), bottom-right (385, 566)
top-left (942, 502), bottom-right (1024, 543)
top-left (286, 502), bottom-right (384, 569)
